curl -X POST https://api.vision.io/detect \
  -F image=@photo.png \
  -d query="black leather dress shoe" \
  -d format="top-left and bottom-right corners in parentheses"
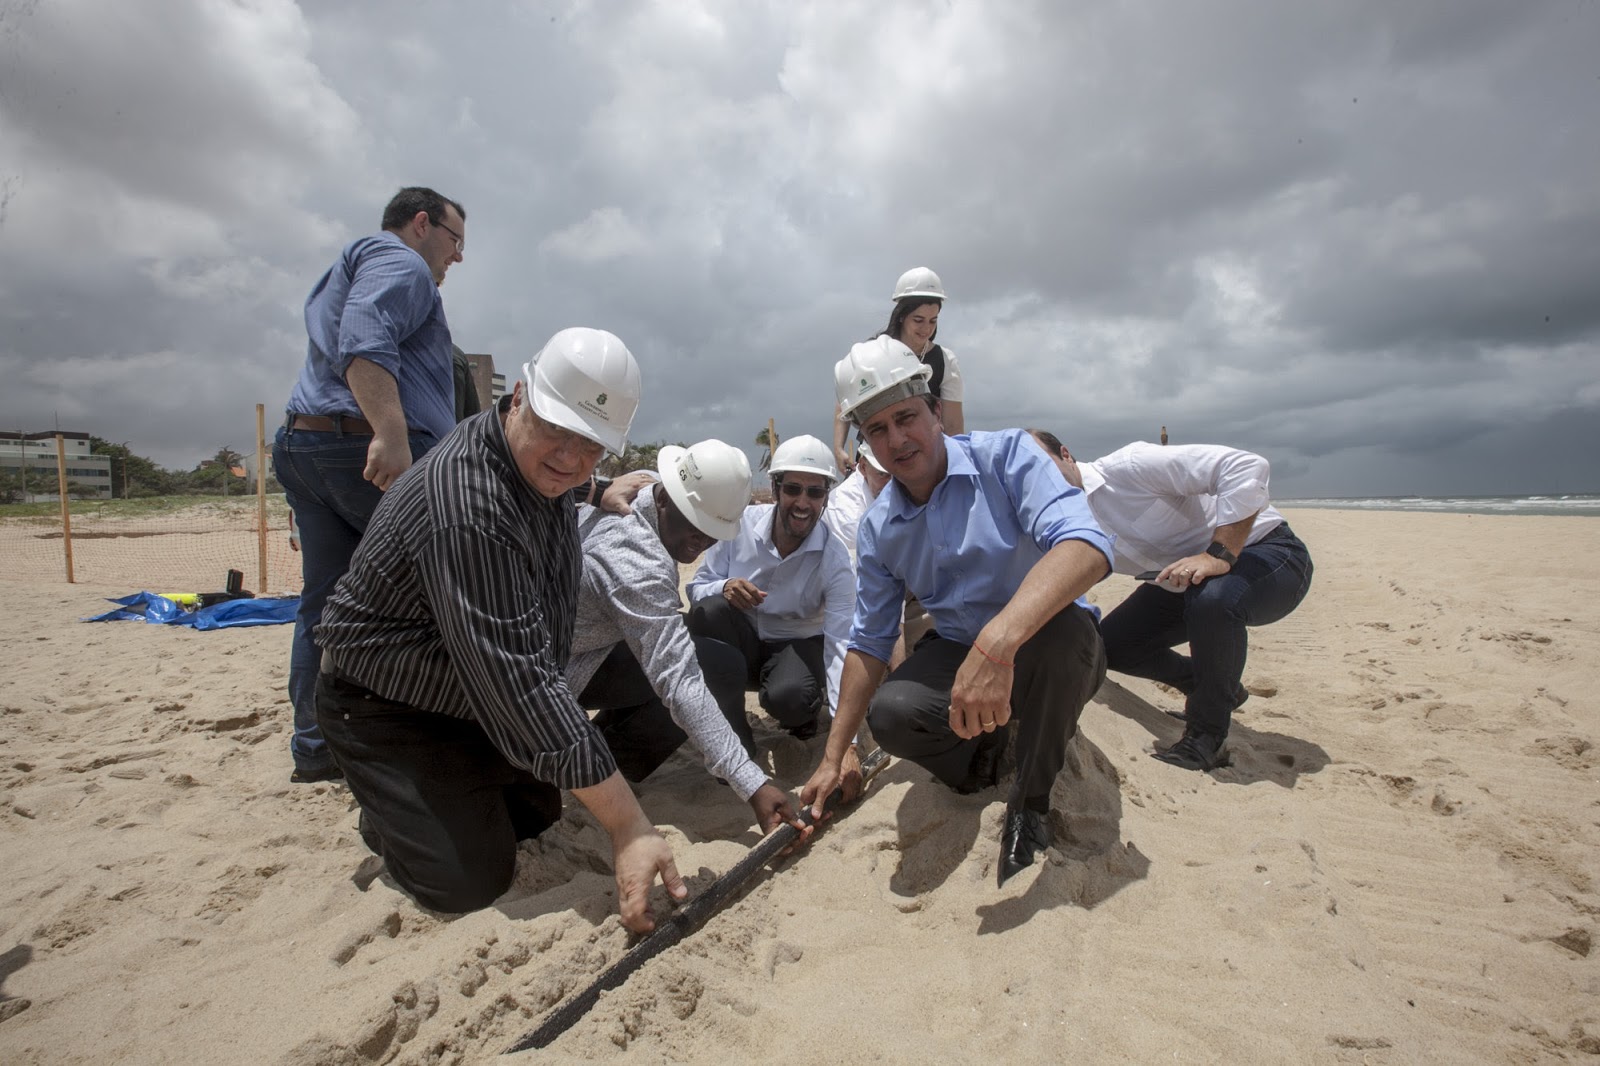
top-left (290, 764), bottom-right (344, 784)
top-left (1152, 729), bottom-right (1229, 771)
top-left (787, 719), bottom-right (820, 740)
top-left (997, 805), bottom-right (1050, 887)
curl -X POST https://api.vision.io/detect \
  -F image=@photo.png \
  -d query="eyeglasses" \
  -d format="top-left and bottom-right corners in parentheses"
top-left (433, 218), bottom-right (465, 254)
top-left (779, 482), bottom-right (828, 500)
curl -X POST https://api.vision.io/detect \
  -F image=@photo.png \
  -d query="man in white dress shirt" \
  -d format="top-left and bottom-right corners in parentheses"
top-left (685, 434), bottom-right (854, 740)
top-left (1030, 431), bottom-right (1315, 772)
top-left (822, 440), bottom-right (891, 561)
top-left (570, 439), bottom-right (799, 836)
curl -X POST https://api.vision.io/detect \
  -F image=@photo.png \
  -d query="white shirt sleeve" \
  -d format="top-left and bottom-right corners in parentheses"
top-left (1120, 443), bottom-right (1271, 527)
top-left (685, 541), bottom-right (730, 604)
top-left (938, 346), bottom-right (964, 402)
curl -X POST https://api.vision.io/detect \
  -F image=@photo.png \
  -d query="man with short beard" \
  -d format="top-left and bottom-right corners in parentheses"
top-left (685, 434), bottom-right (854, 742)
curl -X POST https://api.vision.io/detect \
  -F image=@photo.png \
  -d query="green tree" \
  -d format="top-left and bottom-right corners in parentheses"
top-left (90, 437), bottom-right (179, 498)
top-left (199, 447), bottom-right (246, 496)
top-left (753, 427), bottom-right (778, 472)
top-left (0, 468), bottom-right (23, 504)
top-left (597, 441), bottom-right (675, 478)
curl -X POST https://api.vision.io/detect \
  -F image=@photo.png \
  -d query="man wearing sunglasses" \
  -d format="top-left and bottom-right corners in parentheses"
top-left (686, 434), bottom-right (855, 743)
top-left (274, 186), bottom-right (467, 785)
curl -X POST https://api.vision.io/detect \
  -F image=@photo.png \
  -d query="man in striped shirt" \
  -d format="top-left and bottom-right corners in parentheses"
top-left (315, 329), bottom-right (729, 934)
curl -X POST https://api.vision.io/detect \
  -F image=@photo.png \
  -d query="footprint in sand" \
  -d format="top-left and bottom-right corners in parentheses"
top-left (331, 910), bottom-right (404, 966)
top-left (1523, 735), bottom-right (1596, 771)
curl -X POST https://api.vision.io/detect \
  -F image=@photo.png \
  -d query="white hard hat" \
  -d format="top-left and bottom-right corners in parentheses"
top-left (856, 440), bottom-right (888, 475)
top-left (769, 434), bottom-right (839, 485)
top-left (892, 266), bottom-right (945, 303)
top-left (523, 327), bottom-right (641, 456)
top-left (658, 439), bottom-right (750, 541)
top-left (834, 335), bottom-right (932, 425)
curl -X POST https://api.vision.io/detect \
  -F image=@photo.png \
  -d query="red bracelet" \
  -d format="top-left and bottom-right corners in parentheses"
top-left (974, 642), bottom-right (1013, 669)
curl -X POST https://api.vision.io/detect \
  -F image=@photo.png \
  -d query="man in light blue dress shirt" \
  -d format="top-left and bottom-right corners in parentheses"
top-left (685, 435), bottom-right (855, 742)
top-left (802, 337), bottom-right (1113, 885)
top-left (273, 186), bottom-right (465, 783)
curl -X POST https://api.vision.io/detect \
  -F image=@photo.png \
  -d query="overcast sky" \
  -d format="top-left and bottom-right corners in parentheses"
top-left (2, 0), bottom-right (1596, 497)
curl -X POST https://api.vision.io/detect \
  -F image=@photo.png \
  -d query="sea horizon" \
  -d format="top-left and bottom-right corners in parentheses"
top-left (1278, 493), bottom-right (1600, 518)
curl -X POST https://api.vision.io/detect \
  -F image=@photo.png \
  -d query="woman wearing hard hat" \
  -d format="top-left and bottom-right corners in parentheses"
top-left (831, 267), bottom-right (965, 474)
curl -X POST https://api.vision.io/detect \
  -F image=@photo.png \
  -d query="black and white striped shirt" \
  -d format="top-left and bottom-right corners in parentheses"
top-left (316, 408), bottom-right (617, 789)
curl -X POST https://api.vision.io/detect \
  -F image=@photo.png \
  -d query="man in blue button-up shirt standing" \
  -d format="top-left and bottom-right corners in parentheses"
top-left (802, 337), bottom-right (1113, 886)
top-left (273, 186), bottom-right (466, 784)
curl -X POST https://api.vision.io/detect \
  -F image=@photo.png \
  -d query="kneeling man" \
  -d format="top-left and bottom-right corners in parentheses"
top-left (803, 338), bottom-right (1113, 886)
top-left (570, 438), bottom-right (795, 823)
top-left (315, 329), bottom-right (796, 932)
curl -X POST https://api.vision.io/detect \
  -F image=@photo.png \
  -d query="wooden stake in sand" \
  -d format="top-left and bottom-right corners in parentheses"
top-left (255, 404), bottom-right (269, 593)
top-left (503, 749), bottom-right (891, 1055)
top-left (54, 433), bottom-right (74, 583)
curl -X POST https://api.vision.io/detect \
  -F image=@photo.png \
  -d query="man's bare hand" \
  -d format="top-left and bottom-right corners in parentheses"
top-left (748, 782), bottom-right (810, 852)
top-left (949, 648), bottom-right (1014, 740)
top-left (799, 745), bottom-right (863, 822)
top-left (599, 471), bottom-right (655, 516)
top-left (363, 435), bottom-right (412, 491)
top-left (722, 578), bottom-right (766, 611)
top-left (1157, 553), bottom-right (1230, 589)
top-left (612, 824), bottom-right (686, 934)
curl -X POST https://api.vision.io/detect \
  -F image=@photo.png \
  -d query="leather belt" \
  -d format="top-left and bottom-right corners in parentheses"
top-left (288, 413), bottom-right (376, 435)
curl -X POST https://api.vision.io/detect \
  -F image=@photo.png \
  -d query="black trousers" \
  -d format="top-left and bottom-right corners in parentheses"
top-left (577, 636), bottom-right (756, 780)
top-left (867, 604), bottom-right (1106, 804)
top-left (686, 596), bottom-right (827, 731)
top-left (315, 670), bottom-right (561, 914)
top-left (1098, 523), bottom-right (1313, 736)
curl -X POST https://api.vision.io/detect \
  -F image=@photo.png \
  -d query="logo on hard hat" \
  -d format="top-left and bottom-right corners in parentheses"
top-left (596, 393), bottom-right (607, 406)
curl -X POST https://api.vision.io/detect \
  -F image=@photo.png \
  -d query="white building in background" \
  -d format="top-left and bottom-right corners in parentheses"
top-left (0, 431), bottom-right (113, 501)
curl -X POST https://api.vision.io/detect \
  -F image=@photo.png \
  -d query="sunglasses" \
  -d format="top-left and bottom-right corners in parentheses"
top-left (779, 482), bottom-right (828, 500)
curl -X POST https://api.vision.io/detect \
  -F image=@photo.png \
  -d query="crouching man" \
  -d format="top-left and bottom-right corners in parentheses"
top-left (802, 337), bottom-right (1113, 886)
top-left (315, 328), bottom-right (706, 932)
top-left (685, 435), bottom-right (854, 741)
top-left (569, 438), bottom-right (800, 828)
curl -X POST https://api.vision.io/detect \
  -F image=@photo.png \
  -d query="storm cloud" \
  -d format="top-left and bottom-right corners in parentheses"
top-left (2, 0), bottom-right (1595, 495)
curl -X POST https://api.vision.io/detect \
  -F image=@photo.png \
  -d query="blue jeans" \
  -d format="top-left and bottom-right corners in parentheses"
top-left (273, 423), bottom-right (436, 771)
top-left (1098, 524), bottom-right (1314, 738)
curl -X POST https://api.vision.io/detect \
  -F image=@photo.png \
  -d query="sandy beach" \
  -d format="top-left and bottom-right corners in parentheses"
top-left (1, 507), bottom-right (1596, 1063)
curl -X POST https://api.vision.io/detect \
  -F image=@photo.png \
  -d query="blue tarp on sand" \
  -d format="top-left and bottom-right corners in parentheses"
top-left (84, 592), bottom-right (298, 630)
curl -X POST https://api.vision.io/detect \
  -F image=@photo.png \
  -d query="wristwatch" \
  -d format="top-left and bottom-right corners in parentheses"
top-left (1205, 541), bottom-right (1237, 566)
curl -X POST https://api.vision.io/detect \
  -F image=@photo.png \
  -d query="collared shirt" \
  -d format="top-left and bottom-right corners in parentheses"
top-left (287, 231), bottom-right (456, 441)
top-left (567, 491), bottom-right (768, 801)
top-left (686, 504), bottom-right (854, 712)
top-left (822, 469), bottom-right (883, 561)
top-left (851, 430), bottom-right (1114, 663)
top-left (316, 408), bottom-right (617, 790)
top-left (1080, 442), bottom-right (1285, 577)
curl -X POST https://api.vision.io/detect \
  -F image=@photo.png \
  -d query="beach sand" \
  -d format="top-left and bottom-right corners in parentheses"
top-left (1, 509), bottom-right (1596, 1063)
